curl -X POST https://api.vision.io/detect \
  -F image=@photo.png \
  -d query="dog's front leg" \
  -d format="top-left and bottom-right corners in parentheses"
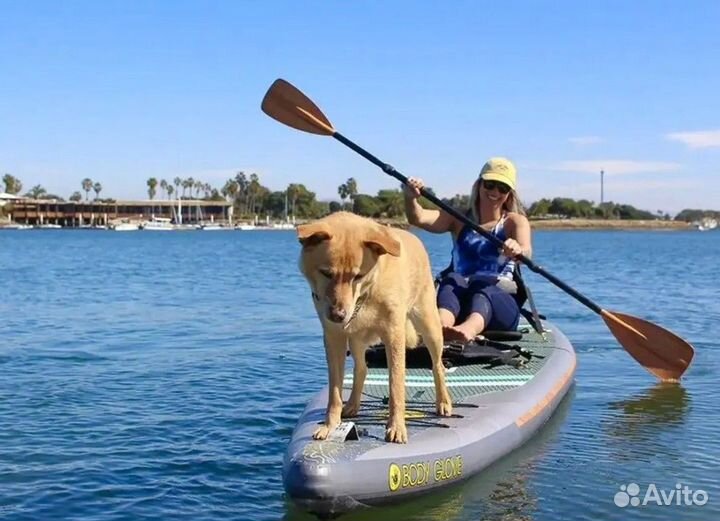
top-left (313, 328), bottom-right (347, 440)
top-left (342, 338), bottom-right (368, 418)
top-left (382, 318), bottom-right (408, 443)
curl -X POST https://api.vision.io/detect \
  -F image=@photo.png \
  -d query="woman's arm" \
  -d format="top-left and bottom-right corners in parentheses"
top-left (503, 213), bottom-right (532, 259)
top-left (403, 178), bottom-right (456, 234)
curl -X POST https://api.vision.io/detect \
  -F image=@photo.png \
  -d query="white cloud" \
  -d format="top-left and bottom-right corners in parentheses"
top-left (547, 160), bottom-right (682, 175)
top-left (665, 130), bottom-right (720, 149)
top-left (568, 136), bottom-right (603, 146)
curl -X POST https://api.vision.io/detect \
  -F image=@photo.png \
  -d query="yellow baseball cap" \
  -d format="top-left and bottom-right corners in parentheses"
top-left (479, 157), bottom-right (517, 191)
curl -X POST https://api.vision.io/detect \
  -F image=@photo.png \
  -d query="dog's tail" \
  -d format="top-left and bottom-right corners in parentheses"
top-left (406, 320), bottom-right (420, 348)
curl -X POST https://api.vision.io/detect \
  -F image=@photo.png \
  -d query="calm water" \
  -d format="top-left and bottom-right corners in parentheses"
top-left (1, 228), bottom-right (718, 521)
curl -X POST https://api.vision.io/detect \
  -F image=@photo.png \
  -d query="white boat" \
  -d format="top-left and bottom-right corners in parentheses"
top-left (235, 223), bottom-right (257, 230)
top-left (112, 222), bottom-right (139, 231)
top-left (271, 222), bottom-right (295, 230)
top-left (0, 223), bottom-right (33, 230)
top-left (696, 218), bottom-right (718, 231)
top-left (199, 223), bottom-right (225, 231)
top-left (34, 224), bottom-right (62, 229)
top-left (173, 224), bottom-right (197, 231)
top-left (142, 216), bottom-right (174, 231)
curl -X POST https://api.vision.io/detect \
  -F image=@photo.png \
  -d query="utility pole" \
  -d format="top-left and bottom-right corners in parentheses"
top-left (600, 169), bottom-right (605, 206)
top-left (284, 189), bottom-right (288, 222)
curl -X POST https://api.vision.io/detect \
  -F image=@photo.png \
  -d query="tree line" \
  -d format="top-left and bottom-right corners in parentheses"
top-left (674, 209), bottom-right (720, 222)
top-left (525, 197), bottom-right (671, 220)
top-left (2, 172), bottom-right (714, 222)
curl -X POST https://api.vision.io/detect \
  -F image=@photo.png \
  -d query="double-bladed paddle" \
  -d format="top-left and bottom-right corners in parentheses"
top-left (261, 78), bottom-right (695, 382)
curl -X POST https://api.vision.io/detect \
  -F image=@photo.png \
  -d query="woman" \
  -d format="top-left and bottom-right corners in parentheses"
top-left (403, 157), bottom-right (532, 343)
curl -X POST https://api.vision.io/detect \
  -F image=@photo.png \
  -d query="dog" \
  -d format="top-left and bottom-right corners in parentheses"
top-left (296, 212), bottom-right (452, 443)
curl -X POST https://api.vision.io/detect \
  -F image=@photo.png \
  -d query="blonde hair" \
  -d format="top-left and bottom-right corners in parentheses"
top-left (469, 178), bottom-right (526, 222)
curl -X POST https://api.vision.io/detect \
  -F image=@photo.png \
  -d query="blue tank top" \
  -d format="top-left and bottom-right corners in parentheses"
top-left (451, 214), bottom-right (515, 281)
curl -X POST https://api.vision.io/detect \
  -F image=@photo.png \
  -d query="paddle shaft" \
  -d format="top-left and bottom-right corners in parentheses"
top-left (333, 131), bottom-right (604, 316)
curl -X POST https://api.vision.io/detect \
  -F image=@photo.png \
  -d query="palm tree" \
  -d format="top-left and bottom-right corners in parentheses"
top-left (147, 178), bottom-right (158, 217)
top-left (182, 178), bottom-right (192, 198)
top-left (173, 177), bottom-right (181, 197)
top-left (346, 177), bottom-right (358, 209)
top-left (287, 183), bottom-right (300, 218)
top-left (147, 177), bottom-right (158, 200)
top-left (194, 180), bottom-right (203, 199)
top-left (222, 178), bottom-right (239, 203)
top-left (26, 184), bottom-right (47, 199)
top-left (234, 171), bottom-right (248, 214)
top-left (248, 173), bottom-right (260, 215)
top-left (167, 185), bottom-right (174, 200)
top-left (93, 182), bottom-right (102, 200)
top-left (160, 179), bottom-right (168, 199)
top-left (81, 178), bottom-right (93, 201)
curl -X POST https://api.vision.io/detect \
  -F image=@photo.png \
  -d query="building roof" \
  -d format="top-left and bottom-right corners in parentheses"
top-left (10, 198), bottom-right (231, 206)
top-left (0, 192), bottom-right (24, 200)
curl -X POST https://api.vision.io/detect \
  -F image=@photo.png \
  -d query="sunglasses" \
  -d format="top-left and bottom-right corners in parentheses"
top-left (482, 179), bottom-right (511, 194)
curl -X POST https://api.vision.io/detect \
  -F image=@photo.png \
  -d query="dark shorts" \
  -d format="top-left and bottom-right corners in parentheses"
top-left (437, 272), bottom-right (520, 331)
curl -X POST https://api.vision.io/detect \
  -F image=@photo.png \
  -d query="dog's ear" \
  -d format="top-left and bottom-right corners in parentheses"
top-left (297, 222), bottom-right (332, 248)
top-left (364, 228), bottom-right (401, 257)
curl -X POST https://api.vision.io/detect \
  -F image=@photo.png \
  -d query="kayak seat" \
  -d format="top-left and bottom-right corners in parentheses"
top-left (365, 337), bottom-right (543, 370)
top-left (483, 330), bottom-right (523, 341)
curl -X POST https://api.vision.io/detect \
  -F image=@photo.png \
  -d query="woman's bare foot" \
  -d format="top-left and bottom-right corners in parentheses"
top-left (443, 313), bottom-right (486, 343)
top-left (443, 325), bottom-right (474, 343)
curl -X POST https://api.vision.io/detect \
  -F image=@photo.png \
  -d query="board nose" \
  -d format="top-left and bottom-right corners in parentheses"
top-left (283, 456), bottom-right (361, 515)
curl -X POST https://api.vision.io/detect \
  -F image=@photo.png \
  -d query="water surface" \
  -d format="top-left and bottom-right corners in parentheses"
top-left (1, 228), bottom-right (718, 520)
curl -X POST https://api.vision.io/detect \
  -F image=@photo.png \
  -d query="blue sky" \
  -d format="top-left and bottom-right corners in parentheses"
top-left (1, 1), bottom-right (718, 214)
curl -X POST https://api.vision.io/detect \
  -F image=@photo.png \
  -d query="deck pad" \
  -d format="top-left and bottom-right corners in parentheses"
top-left (345, 325), bottom-right (554, 403)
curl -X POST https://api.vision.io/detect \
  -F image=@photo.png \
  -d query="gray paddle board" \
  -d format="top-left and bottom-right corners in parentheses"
top-left (283, 318), bottom-right (576, 516)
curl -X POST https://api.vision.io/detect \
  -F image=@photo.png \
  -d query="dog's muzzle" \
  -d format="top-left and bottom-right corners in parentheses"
top-left (327, 307), bottom-right (347, 323)
top-left (312, 291), bottom-right (367, 329)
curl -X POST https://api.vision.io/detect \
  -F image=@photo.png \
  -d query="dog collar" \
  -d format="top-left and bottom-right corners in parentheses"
top-left (343, 292), bottom-right (368, 330)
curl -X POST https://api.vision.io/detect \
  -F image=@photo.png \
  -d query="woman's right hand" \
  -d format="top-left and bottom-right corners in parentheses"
top-left (403, 177), bottom-right (425, 199)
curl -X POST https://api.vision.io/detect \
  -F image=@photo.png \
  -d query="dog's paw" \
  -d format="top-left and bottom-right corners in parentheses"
top-left (341, 401), bottom-right (360, 418)
top-left (436, 398), bottom-right (453, 417)
top-left (385, 420), bottom-right (408, 444)
top-left (312, 424), bottom-right (332, 440)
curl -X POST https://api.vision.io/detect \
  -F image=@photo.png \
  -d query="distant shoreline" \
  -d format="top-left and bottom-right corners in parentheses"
top-left (373, 218), bottom-right (693, 231)
top-left (528, 219), bottom-right (691, 230)
top-left (0, 216), bottom-right (695, 232)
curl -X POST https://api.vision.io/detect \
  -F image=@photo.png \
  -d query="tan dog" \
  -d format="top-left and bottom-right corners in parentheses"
top-left (297, 212), bottom-right (452, 443)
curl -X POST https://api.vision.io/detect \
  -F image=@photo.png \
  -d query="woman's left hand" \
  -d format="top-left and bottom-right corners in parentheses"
top-left (502, 238), bottom-right (523, 259)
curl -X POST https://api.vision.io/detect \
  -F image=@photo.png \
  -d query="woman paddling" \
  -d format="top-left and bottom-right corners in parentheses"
top-left (403, 157), bottom-right (533, 343)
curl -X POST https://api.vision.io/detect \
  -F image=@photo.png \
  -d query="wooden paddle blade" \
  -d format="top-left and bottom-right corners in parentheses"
top-left (261, 79), bottom-right (335, 136)
top-left (601, 310), bottom-right (694, 381)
